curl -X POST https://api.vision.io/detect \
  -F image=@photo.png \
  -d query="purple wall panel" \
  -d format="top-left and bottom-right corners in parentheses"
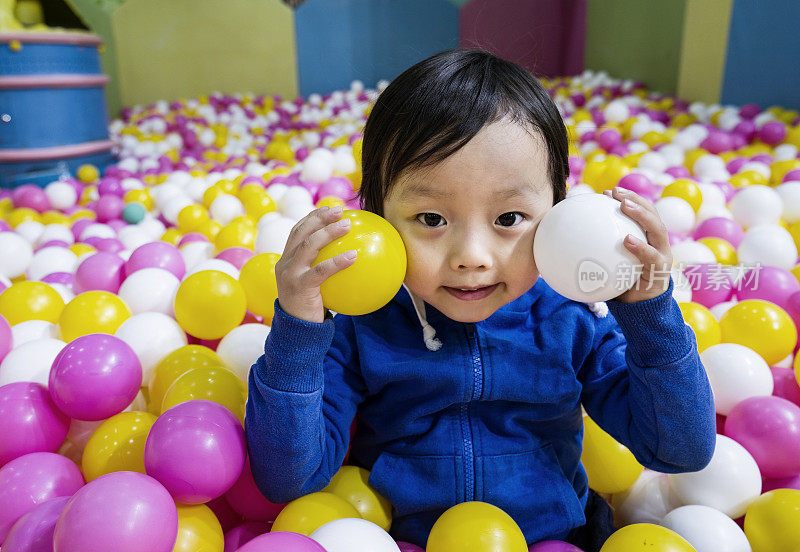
top-left (459, 0), bottom-right (586, 77)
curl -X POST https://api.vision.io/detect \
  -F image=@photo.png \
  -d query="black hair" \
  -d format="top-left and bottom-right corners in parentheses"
top-left (357, 49), bottom-right (569, 216)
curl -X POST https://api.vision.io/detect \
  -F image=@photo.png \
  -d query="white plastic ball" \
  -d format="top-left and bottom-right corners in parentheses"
top-left (668, 434), bottom-right (761, 518)
top-left (658, 144), bottom-right (685, 167)
top-left (774, 144), bottom-right (799, 161)
top-left (283, 201), bottom-right (315, 222)
top-left (277, 186), bottom-right (314, 213)
top-left (38, 223), bottom-right (74, 246)
top-left (671, 267), bottom-right (693, 303)
top-left (333, 146), bottom-right (358, 174)
top-left (0, 337), bottom-right (66, 386)
top-left (26, 246), bottom-right (78, 281)
top-left (533, 194), bottom-right (645, 302)
top-left (739, 161), bottom-right (770, 180)
top-left (209, 194), bottom-right (245, 226)
top-left (49, 283), bottom-right (74, 305)
top-left (696, 183), bottom-right (726, 208)
top-left (310, 518), bottom-right (400, 552)
top-left (737, 224), bottom-right (798, 270)
top-left (10, 320), bottom-right (57, 346)
top-left (161, 195), bottom-right (193, 225)
top-left (79, 223), bottom-right (116, 241)
top-left (661, 505), bottom-right (751, 552)
top-left (693, 155), bottom-right (726, 179)
top-left (711, 300), bottom-right (738, 321)
top-left (179, 241), bottom-right (215, 272)
top-left (603, 99), bottom-right (631, 124)
top-left (186, 260), bottom-right (240, 281)
top-left (567, 183), bottom-right (594, 197)
top-left (114, 312), bottom-right (187, 386)
top-left (696, 203), bottom-right (734, 223)
top-left (15, 221), bottom-right (44, 244)
top-left (700, 343), bottom-right (774, 415)
top-left (611, 470), bottom-right (681, 527)
top-left (255, 216), bottom-right (297, 255)
top-left (638, 151), bottom-right (669, 173)
top-left (301, 149), bottom-right (335, 183)
top-left (44, 181), bottom-right (78, 209)
top-left (266, 183), bottom-right (288, 204)
top-left (670, 240), bottom-right (716, 267)
top-left (118, 267), bottom-right (180, 316)
top-left (655, 197), bottom-right (696, 235)
top-left (0, 232), bottom-right (33, 278)
top-left (729, 185), bottom-right (783, 228)
top-left (116, 226), bottom-right (151, 252)
top-left (777, 181), bottom-right (800, 223)
top-left (216, 323), bottom-right (271, 383)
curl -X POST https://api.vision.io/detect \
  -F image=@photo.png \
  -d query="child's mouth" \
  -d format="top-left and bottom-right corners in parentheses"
top-left (443, 284), bottom-right (499, 301)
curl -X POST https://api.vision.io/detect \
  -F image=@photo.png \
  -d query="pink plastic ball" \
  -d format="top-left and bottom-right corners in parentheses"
top-left (617, 173), bottom-right (658, 201)
top-left (74, 252), bottom-right (126, 294)
top-left (784, 292), bottom-right (800, 340)
top-left (2, 495), bottom-right (70, 552)
top-left (725, 396), bottom-right (800, 478)
top-left (771, 367), bottom-right (800, 407)
top-left (223, 521), bottom-right (271, 552)
top-left (733, 120), bottom-right (757, 142)
top-left (48, 333), bottom-right (142, 421)
top-left (125, 241), bottom-right (186, 280)
top-left (0, 452), bottom-right (84, 542)
top-left (529, 541), bottom-right (585, 552)
top-left (736, 266), bottom-right (800, 309)
top-left (216, 247), bottom-right (255, 271)
top-left (759, 121), bottom-right (787, 145)
top-left (783, 169), bottom-right (800, 183)
top-left (53, 471), bottom-right (178, 552)
top-left (726, 157), bottom-right (748, 175)
top-left (71, 219), bottom-right (94, 241)
top-left (693, 217), bottom-right (744, 248)
top-left (0, 383), bottom-right (69, 466)
top-left (94, 195), bottom-right (124, 223)
top-left (664, 166), bottom-right (691, 179)
top-left (224, 457), bottom-right (285, 522)
top-left (315, 176), bottom-right (355, 203)
top-left (762, 473), bottom-right (800, 493)
top-left (701, 131), bottom-right (733, 154)
top-left (597, 128), bottom-right (622, 152)
top-left (740, 104), bottom-right (761, 119)
top-left (144, 400), bottom-right (246, 504)
top-left (0, 314), bottom-right (11, 364)
top-left (97, 177), bottom-right (123, 197)
top-left (178, 232), bottom-right (210, 247)
top-left (11, 185), bottom-right (50, 213)
top-left (207, 495), bottom-right (244, 533)
top-left (397, 542), bottom-right (426, 552)
top-left (682, 263), bottom-right (735, 308)
top-left (237, 532), bottom-right (327, 552)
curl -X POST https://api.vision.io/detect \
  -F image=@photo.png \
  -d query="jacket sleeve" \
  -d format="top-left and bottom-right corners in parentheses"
top-left (577, 277), bottom-right (716, 473)
top-left (245, 300), bottom-right (367, 503)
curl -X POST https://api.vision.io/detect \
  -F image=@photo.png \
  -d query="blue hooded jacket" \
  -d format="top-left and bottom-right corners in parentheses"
top-left (245, 276), bottom-right (716, 546)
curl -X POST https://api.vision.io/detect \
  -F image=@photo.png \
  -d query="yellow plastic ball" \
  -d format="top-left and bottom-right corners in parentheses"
top-left (202, 185), bottom-right (227, 208)
top-left (197, 219), bottom-right (222, 240)
top-left (771, 159), bottom-right (800, 186)
top-left (7, 207), bottom-right (39, 227)
top-left (161, 366), bottom-right (247, 424)
top-left (174, 270), bottom-right (247, 340)
top-left (40, 211), bottom-right (69, 225)
top-left (173, 504), bottom-right (224, 552)
top-left (58, 291), bottom-right (131, 343)
top-left (177, 204), bottom-right (209, 233)
top-left (352, 137), bottom-right (363, 167)
top-left (791, 263), bottom-right (800, 286)
top-left (426, 501), bottom-right (527, 552)
top-left (640, 131), bottom-right (665, 148)
top-left (679, 302), bottom-right (722, 352)
top-left (600, 523), bottom-right (696, 551)
top-left (81, 411), bottom-right (157, 481)
top-left (0, 281), bottom-right (64, 325)
top-left (684, 149), bottom-right (708, 172)
top-left (243, 193), bottom-right (276, 220)
top-left (789, 221), bottom-right (800, 253)
top-left (697, 237), bottom-right (738, 265)
top-left (316, 196), bottom-right (346, 210)
top-left (214, 221), bottom-right (255, 252)
top-left (322, 466), bottom-right (392, 531)
top-left (69, 208), bottom-right (95, 222)
top-left (720, 300), bottom-right (797, 365)
top-left (581, 414), bottom-right (643, 494)
top-left (672, 113), bottom-right (696, 128)
top-left (582, 159), bottom-right (606, 189)
top-left (124, 189), bottom-right (154, 210)
top-left (147, 345), bottom-right (223, 415)
top-left (215, 179), bottom-right (237, 195)
top-left (314, 210), bottom-right (406, 316)
top-left (69, 243), bottom-right (95, 257)
top-left (77, 164), bottom-right (100, 183)
top-left (239, 253), bottom-right (280, 324)
top-left (744, 489), bottom-right (800, 552)
top-left (265, 139), bottom-right (296, 165)
top-left (271, 491), bottom-right (361, 536)
top-left (161, 228), bottom-right (182, 245)
top-left (663, 179), bottom-right (703, 212)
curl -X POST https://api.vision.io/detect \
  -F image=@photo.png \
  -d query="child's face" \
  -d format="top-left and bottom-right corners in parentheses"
top-left (383, 118), bottom-right (555, 323)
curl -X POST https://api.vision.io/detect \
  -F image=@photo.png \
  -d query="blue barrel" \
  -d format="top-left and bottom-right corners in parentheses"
top-left (0, 31), bottom-right (116, 187)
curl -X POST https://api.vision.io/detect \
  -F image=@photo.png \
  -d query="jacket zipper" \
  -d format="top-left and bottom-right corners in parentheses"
top-left (462, 323), bottom-right (484, 502)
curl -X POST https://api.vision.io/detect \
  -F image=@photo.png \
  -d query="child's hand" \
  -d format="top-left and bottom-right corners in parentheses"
top-left (275, 206), bottom-right (357, 323)
top-left (603, 187), bottom-right (673, 303)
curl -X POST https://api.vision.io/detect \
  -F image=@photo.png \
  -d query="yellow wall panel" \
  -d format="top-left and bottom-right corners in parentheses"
top-left (677, 0), bottom-right (733, 105)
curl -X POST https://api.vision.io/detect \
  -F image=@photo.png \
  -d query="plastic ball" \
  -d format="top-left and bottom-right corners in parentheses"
top-left (678, 302), bottom-right (721, 352)
top-left (426, 501), bottom-right (527, 552)
top-left (215, 220), bottom-right (256, 251)
top-left (126, 241), bottom-right (186, 280)
top-left (173, 504), bottom-right (224, 552)
top-left (310, 518), bottom-right (399, 552)
top-left (0, 383), bottom-right (69, 466)
top-left (725, 396), bottom-right (800, 479)
top-left (0, 232), bottom-right (33, 279)
top-left (81, 411), bottom-right (157, 482)
top-left (118, 267), bottom-right (180, 316)
top-left (45, 181), bottom-right (78, 210)
top-left (254, 216), bottom-right (296, 254)
top-left (49, 333), bottom-right (142, 421)
top-left (0, 281), bottom-right (64, 325)
top-left (694, 217), bottom-right (744, 248)
top-left (617, 173), bottom-right (658, 201)
top-left (174, 270), bottom-right (247, 339)
top-left (0, 313), bottom-right (10, 364)
top-left (223, 522), bottom-right (271, 552)
top-left (758, 121), bottom-right (787, 145)
top-left (53, 471), bottom-right (178, 552)
top-left (729, 185), bottom-right (783, 228)
top-left (528, 542), bottom-right (584, 552)
top-left (122, 202), bottom-right (146, 224)
top-left (611, 470), bottom-right (681, 527)
top-left (2, 495), bottom-right (70, 552)
top-left (224, 456), bottom-right (285, 522)
top-left (598, 523), bottom-right (696, 552)
top-left (533, 194), bottom-right (644, 302)
top-left (322, 465), bottom-right (392, 531)
top-left (581, 414), bottom-right (642, 494)
top-left (239, 252), bottom-right (280, 323)
top-left (696, 237), bottom-right (737, 265)
top-left (743, 488), bottom-right (800, 552)
top-left (719, 299), bottom-right (797, 365)
top-left (0, 452), bottom-right (84, 542)
top-left (315, 210), bottom-right (407, 315)
top-left (74, 252), bottom-right (126, 294)
top-left (737, 265), bottom-right (799, 308)
top-left (271, 492), bottom-right (361, 536)
top-left (0, 337), bottom-right (66, 387)
top-left (301, 150), bottom-right (336, 184)
top-left (668, 434), bottom-right (761, 518)
top-left (737, 224), bottom-right (798, 271)
top-left (144, 399), bottom-right (246, 504)
top-left (161, 365), bottom-right (247, 423)
top-left (147, 345), bottom-right (222, 414)
top-left (76, 164), bottom-right (99, 183)
top-left (655, 196), bottom-right (696, 235)
top-left (700, 343), bottom-right (773, 415)
top-left (115, 311), bottom-right (187, 386)
top-left (671, 240), bottom-right (716, 266)
top-left (216, 323), bottom-right (270, 383)
top-left (237, 531), bottom-right (327, 552)
top-left (661, 504), bottom-right (749, 552)
top-left (663, 179), bottom-right (703, 213)
top-left (58, 290), bottom-right (131, 344)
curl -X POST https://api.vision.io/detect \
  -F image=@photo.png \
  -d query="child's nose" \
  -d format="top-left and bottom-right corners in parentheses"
top-left (450, 235), bottom-right (494, 271)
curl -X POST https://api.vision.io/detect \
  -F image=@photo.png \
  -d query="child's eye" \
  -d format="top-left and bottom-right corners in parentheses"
top-left (496, 212), bottom-right (525, 227)
top-left (416, 213), bottom-right (446, 227)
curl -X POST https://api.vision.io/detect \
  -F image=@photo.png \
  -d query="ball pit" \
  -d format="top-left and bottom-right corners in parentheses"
top-left (2, 69), bottom-right (800, 551)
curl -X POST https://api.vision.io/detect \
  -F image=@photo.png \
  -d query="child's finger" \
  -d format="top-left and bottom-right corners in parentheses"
top-left (293, 217), bottom-right (353, 268)
top-left (301, 250), bottom-right (358, 288)
top-left (624, 234), bottom-right (668, 275)
top-left (619, 198), bottom-right (670, 253)
top-left (283, 206), bottom-right (343, 255)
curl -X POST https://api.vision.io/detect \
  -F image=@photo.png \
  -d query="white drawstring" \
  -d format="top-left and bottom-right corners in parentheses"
top-left (403, 284), bottom-right (443, 351)
top-left (586, 301), bottom-right (609, 318)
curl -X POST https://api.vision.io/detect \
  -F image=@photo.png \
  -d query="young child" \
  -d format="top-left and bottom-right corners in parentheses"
top-left (245, 49), bottom-right (716, 551)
